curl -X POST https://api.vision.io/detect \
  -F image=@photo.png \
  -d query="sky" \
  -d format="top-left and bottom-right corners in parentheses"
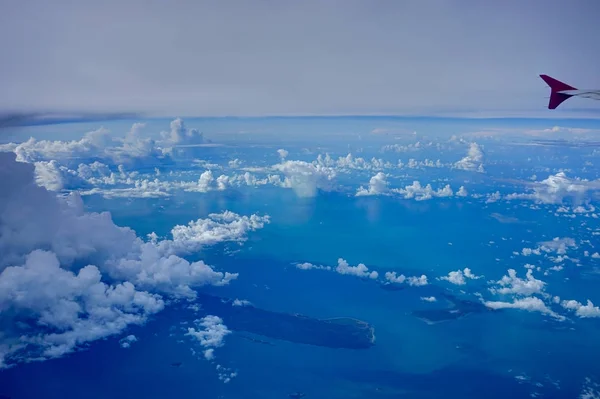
top-left (2, 0), bottom-right (600, 117)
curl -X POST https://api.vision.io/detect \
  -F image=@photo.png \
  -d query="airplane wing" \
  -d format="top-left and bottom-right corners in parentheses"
top-left (540, 74), bottom-right (600, 109)
top-left (558, 90), bottom-right (600, 101)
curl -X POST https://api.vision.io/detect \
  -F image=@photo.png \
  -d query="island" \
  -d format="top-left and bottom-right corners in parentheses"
top-left (192, 293), bottom-right (376, 349)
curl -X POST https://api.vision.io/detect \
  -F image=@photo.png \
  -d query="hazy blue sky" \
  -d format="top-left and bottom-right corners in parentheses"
top-left (2, 0), bottom-right (600, 117)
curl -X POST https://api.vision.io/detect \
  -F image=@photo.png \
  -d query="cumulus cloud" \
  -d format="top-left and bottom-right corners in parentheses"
top-left (381, 141), bottom-right (438, 153)
top-left (385, 271), bottom-right (406, 284)
top-left (421, 296), bottom-right (437, 302)
top-left (315, 152), bottom-right (393, 172)
top-left (33, 160), bottom-right (89, 191)
top-left (0, 250), bottom-right (163, 364)
top-left (277, 149), bottom-right (289, 160)
top-left (11, 137), bottom-right (477, 204)
top-left (160, 118), bottom-right (207, 148)
top-left (520, 237), bottom-right (577, 259)
top-left (0, 119), bottom-right (214, 168)
top-left (273, 160), bottom-right (336, 197)
top-left (396, 158), bottom-right (445, 170)
top-left (232, 299), bottom-right (252, 307)
top-left (453, 142), bottom-right (485, 172)
top-left (186, 315), bottom-right (231, 360)
top-left (506, 172), bottom-right (600, 205)
top-left (456, 186), bottom-right (468, 197)
top-left (489, 269), bottom-right (546, 296)
top-left (391, 181), bottom-right (454, 201)
top-left (407, 275), bottom-right (429, 286)
top-left (580, 378), bottom-right (600, 399)
top-left (295, 262), bottom-right (331, 271)
top-left (538, 237), bottom-right (577, 255)
top-left (295, 258), bottom-right (379, 280)
top-left (119, 335), bottom-right (138, 348)
top-left (356, 172), bottom-right (389, 196)
top-left (77, 167), bottom-right (283, 199)
top-left (0, 123), bottom-right (165, 166)
top-left (440, 268), bottom-right (482, 285)
top-left (483, 297), bottom-right (564, 320)
top-left (384, 271), bottom-right (429, 286)
top-left (162, 211), bottom-right (269, 255)
top-left (561, 299), bottom-right (600, 318)
top-left (353, 172), bottom-right (461, 201)
top-left (335, 258), bottom-right (378, 279)
top-left (0, 152), bottom-right (266, 367)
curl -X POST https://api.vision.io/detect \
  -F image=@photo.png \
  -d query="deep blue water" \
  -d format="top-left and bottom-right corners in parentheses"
top-left (2, 188), bottom-right (598, 398)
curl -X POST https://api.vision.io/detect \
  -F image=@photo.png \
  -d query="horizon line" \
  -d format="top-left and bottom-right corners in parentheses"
top-left (3, 110), bottom-right (600, 128)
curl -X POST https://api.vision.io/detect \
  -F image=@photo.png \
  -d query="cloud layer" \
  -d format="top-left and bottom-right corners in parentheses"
top-left (0, 152), bottom-right (267, 367)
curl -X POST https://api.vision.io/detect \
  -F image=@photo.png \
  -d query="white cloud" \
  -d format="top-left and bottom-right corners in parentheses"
top-left (0, 119), bottom-right (214, 168)
top-left (216, 365), bottom-right (238, 384)
top-left (232, 299), bottom-right (252, 307)
top-left (277, 149), bottom-right (289, 160)
top-left (0, 250), bottom-right (164, 362)
top-left (295, 258), bottom-right (378, 279)
top-left (0, 128), bottom-right (112, 163)
top-left (228, 159), bottom-right (242, 168)
top-left (160, 118), bottom-right (207, 149)
top-left (160, 211), bottom-right (270, 256)
top-left (538, 237), bottom-right (576, 255)
top-left (384, 271), bottom-right (428, 286)
top-left (483, 297), bottom-right (564, 320)
top-left (421, 296), bottom-right (437, 302)
top-left (273, 160), bottom-right (336, 197)
top-left (316, 153), bottom-right (393, 172)
top-left (33, 160), bottom-right (88, 191)
top-left (561, 299), bottom-right (600, 318)
top-left (456, 186), bottom-right (468, 197)
top-left (295, 262), bottom-right (331, 271)
top-left (580, 378), bottom-right (600, 399)
top-left (384, 271), bottom-right (406, 284)
top-left (356, 172), bottom-right (389, 196)
top-left (76, 167), bottom-right (283, 199)
top-left (489, 269), bottom-right (546, 296)
top-left (485, 191), bottom-right (501, 203)
top-left (520, 237), bottom-right (576, 260)
top-left (440, 268), bottom-right (482, 285)
top-left (186, 315), bottom-right (231, 360)
top-left (354, 173), bottom-right (457, 201)
top-left (335, 258), bottom-right (378, 280)
top-left (506, 172), bottom-right (600, 205)
top-left (204, 348), bottom-right (215, 360)
top-left (0, 123), bottom-right (165, 166)
top-left (407, 275), bottom-right (429, 286)
top-left (119, 335), bottom-right (138, 348)
top-left (521, 247), bottom-right (542, 256)
top-left (381, 141), bottom-right (434, 153)
top-left (391, 181), bottom-right (454, 201)
top-left (397, 158), bottom-right (446, 170)
top-left (0, 152), bottom-right (265, 367)
top-left (453, 142), bottom-right (485, 172)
